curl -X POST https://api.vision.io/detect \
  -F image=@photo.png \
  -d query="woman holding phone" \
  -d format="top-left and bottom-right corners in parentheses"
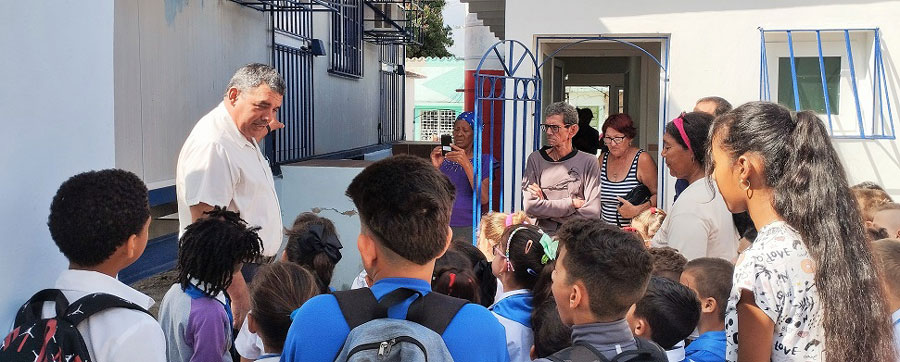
top-left (431, 112), bottom-right (497, 243)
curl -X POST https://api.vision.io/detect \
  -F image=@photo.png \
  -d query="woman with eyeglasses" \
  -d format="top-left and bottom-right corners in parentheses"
top-left (598, 113), bottom-right (658, 227)
top-left (651, 112), bottom-right (738, 261)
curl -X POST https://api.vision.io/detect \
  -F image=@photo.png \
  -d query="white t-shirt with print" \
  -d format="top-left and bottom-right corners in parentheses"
top-left (725, 221), bottom-right (823, 361)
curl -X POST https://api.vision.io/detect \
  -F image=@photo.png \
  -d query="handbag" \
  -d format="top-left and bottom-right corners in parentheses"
top-left (620, 184), bottom-right (652, 206)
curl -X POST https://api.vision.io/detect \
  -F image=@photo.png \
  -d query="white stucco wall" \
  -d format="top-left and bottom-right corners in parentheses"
top-left (0, 0), bottom-right (116, 330)
top-left (115, 0), bottom-right (269, 189)
top-left (502, 0), bottom-right (900, 201)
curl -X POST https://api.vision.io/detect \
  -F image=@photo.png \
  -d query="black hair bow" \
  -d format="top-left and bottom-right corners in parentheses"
top-left (298, 224), bottom-right (343, 263)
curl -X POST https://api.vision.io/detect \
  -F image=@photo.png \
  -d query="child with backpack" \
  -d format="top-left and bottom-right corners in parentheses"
top-left (281, 155), bottom-right (508, 362)
top-left (0, 169), bottom-right (165, 362)
top-left (490, 224), bottom-right (556, 362)
top-left (246, 263), bottom-right (320, 362)
top-left (626, 277), bottom-right (701, 362)
top-left (679, 257), bottom-right (733, 362)
top-left (535, 218), bottom-right (668, 362)
top-left (710, 102), bottom-right (896, 361)
top-left (158, 207), bottom-right (263, 362)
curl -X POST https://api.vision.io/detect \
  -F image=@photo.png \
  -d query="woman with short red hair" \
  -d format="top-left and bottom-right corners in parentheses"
top-left (598, 113), bottom-right (658, 226)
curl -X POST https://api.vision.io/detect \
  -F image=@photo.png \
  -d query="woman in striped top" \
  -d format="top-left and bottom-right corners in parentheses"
top-left (598, 114), bottom-right (658, 226)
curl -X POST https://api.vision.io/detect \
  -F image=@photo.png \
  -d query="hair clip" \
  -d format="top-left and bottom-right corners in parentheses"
top-left (524, 239), bottom-right (534, 254)
top-left (538, 233), bottom-right (558, 265)
top-left (623, 226), bottom-right (638, 233)
top-left (448, 272), bottom-right (456, 289)
top-left (526, 268), bottom-right (538, 276)
top-left (650, 207), bottom-right (657, 215)
top-left (505, 214), bottom-right (514, 227)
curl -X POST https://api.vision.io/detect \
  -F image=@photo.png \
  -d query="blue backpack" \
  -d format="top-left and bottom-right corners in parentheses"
top-left (332, 288), bottom-right (467, 362)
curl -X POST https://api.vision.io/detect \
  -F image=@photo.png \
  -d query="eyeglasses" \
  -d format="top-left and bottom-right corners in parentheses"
top-left (540, 123), bottom-right (572, 133)
top-left (602, 136), bottom-right (626, 145)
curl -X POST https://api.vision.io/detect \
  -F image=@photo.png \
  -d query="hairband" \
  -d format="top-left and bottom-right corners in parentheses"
top-left (505, 226), bottom-right (559, 270)
top-left (296, 224), bottom-right (343, 263)
top-left (673, 113), bottom-right (693, 155)
top-left (448, 272), bottom-right (456, 293)
top-left (650, 207), bottom-right (658, 215)
top-left (505, 214), bottom-right (531, 227)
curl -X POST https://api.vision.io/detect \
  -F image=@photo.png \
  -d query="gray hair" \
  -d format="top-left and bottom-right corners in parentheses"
top-left (696, 96), bottom-right (733, 117)
top-left (225, 63), bottom-right (286, 96)
top-left (545, 101), bottom-right (579, 125)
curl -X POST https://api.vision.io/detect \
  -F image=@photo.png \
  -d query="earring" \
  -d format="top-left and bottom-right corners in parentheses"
top-left (739, 179), bottom-right (751, 191)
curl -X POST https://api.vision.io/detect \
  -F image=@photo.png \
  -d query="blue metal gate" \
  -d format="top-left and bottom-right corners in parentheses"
top-left (471, 40), bottom-right (542, 239)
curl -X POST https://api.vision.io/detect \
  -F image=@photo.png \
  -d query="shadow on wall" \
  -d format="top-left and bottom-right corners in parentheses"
top-left (165, 0), bottom-right (200, 24)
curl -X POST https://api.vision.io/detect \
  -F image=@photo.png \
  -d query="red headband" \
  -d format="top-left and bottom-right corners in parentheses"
top-left (673, 114), bottom-right (693, 155)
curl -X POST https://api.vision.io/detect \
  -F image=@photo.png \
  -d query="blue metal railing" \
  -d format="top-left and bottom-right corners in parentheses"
top-left (267, 9), bottom-right (316, 167)
top-left (760, 28), bottom-right (895, 139)
top-left (379, 44), bottom-right (405, 143)
top-left (330, 0), bottom-right (364, 78)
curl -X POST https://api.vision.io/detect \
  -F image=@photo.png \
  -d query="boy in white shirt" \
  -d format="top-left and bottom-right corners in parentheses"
top-left (4, 169), bottom-right (166, 362)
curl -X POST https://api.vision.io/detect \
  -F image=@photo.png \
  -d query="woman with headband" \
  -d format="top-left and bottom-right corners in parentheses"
top-left (490, 224), bottom-right (558, 362)
top-left (651, 112), bottom-right (739, 261)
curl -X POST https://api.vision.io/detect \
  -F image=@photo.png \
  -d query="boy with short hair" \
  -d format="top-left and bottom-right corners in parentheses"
top-left (680, 257), bottom-right (734, 362)
top-left (872, 203), bottom-right (900, 239)
top-left (4, 169), bottom-right (166, 362)
top-left (649, 247), bottom-right (688, 282)
top-left (871, 238), bottom-right (900, 356)
top-left (626, 277), bottom-right (701, 362)
top-left (281, 155), bottom-right (508, 362)
top-left (535, 218), bottom-right (667, 362)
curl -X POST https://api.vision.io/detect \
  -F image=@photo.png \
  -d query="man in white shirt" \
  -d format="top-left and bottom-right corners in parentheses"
top-left (176, 63), bottom-right (285, 329)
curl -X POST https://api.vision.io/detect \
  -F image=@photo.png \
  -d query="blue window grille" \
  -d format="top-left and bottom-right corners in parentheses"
top-left (330, 0), bottom-right (364, 78)
top-left (760, 28), bottom-right (895, 139)
top-left (379, 43), bottom-right (405, 143)
top-left (267, 10), bottom-right (316, 168)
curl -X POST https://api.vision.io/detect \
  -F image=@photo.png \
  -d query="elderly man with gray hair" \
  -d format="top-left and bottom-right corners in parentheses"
top-left (522, 101), bottom-right (603, 233)
top-left (175, 63), bottom-right (285, 330)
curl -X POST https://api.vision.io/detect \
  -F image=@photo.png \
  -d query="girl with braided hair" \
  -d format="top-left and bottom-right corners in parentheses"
top-left (159, 207), bottom-right (263, 362)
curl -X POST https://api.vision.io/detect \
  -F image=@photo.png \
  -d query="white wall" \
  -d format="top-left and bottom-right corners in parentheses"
top-left (310, 14), bottom-right (382, 155)
top-left (0, 0), bottom-right (116, 330)
top-left (503, 0), bottom-right (900, 200)
top-left (115, 0), bottom-right (269, 189)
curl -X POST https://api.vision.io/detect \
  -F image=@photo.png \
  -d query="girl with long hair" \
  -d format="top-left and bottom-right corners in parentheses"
top-left (707, 101), bottom-right (895, 361)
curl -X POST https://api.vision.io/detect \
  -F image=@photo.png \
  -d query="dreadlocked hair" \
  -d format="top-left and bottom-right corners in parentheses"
top-left (177, 207), bottom-right (263, 297)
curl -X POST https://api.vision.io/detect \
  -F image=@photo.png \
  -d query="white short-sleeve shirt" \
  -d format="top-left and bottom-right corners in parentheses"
top-left (176, 102), bottom-right (283, 256)
top-left (652, 177), bottom-right (739, 261)
top-left (35, 270), bottom-right (167, 362)
top-left (725, 221), bottom-right (823, 361)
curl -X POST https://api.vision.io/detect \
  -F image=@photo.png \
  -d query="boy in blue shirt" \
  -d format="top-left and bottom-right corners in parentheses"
top-left (679, 257), bottom-right (733, 362)
top-left (281, 155), bottom-right (508, 362)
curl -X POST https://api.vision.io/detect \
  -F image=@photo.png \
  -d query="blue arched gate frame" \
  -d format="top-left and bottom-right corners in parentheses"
top-left (469, 36), bottom-right (671, 241)
top-left (470, 40), bottom-right (542, 242)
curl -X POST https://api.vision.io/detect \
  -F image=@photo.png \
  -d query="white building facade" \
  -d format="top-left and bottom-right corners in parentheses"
top-left (462, 0), bottom-right (900, 206)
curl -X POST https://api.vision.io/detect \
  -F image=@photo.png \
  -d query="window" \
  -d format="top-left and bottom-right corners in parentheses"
top-left (777, 57), bottom-right (841, 114)
top-left (419, 109), bottom-right (457, 141)
top-left (330, 0), bottom-right (364, 78)
top-left (760, 28), bottom-right (895, 139)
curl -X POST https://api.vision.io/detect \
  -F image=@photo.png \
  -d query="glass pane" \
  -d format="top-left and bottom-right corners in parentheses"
top-left (777, 57), bottom-right (841, 114)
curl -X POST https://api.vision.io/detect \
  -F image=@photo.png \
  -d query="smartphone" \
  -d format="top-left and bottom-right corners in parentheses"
top-left (441, 134), bottom-right (453, 155)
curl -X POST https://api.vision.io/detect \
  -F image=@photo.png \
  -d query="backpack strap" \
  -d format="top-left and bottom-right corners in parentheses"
top-left (333, 288), bottom-right (380, 329)
top-left (62, 293), bottom-right (151, 326)
top-left (406, 291), bottom-right (468, 335)
top-left (546, 342), bottom-right (611, 362)
top-left (609, 338), bottom-right (667, 362)
top-left (14, 289), bottom-right (69, 327)
top-left (333, 287), bottom-right (467, 335)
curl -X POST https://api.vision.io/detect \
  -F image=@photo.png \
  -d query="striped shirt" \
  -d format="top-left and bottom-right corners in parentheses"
top-left (600, 149), bottom-right (643, 226)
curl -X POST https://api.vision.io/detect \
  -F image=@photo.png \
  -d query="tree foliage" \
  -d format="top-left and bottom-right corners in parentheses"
top-left (407, 0), bottom-right (454, 58)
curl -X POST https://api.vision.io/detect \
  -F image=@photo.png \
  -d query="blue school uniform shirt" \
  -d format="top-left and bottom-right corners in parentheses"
top-left (281, 277), bottom-right (509, 362)
top-left (684, 330), bottom-right (726, 362)
top-left (490, 289), bottom-right (534, 362)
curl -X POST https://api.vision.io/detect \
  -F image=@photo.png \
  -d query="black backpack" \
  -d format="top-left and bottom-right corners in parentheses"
top-left (547, 338), bottom-right (669, 362)
top-left (0, 289), bottom-right (151, 362)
